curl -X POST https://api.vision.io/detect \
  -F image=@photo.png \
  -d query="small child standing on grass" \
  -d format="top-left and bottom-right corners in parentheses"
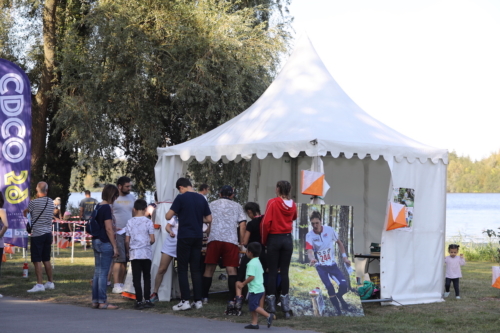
top-left (444, 244), bottom-right (466, 299)
top-left (125, 199), bottom-right (155, 310)
top-left (236, 242), bottom-right (274, 329)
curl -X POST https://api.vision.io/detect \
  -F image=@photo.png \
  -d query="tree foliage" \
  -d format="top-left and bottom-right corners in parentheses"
top-left (56, 0), bottom-right (290, 196)
top-left (447, 151), bottom-right (500, 193)
top-left (0, 0), bottom-right (291, 206)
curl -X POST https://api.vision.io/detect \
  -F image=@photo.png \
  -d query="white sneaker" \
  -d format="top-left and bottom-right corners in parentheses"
top-left (112, 285), bottom-right (124, 294)
top-left (44, 281), bottom-right (55, 290)
top-left (173, 300), bottom-right (191, 311)
top-left (0, 294), bottom-right (3, 298)
top-left (27, 284), bottom-right (45, 293)
top-left (191, 300), bottom-right (203, 309)
top-left (456, 296), bottom-right (461, 299)
top-left (202, 297), bottom-right (208, 305)
top-left (444, 292), bottom-right (450, 298)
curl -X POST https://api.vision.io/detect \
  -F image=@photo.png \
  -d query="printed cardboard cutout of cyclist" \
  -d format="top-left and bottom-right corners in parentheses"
top-left (305, 210), bottom-right (353, 315)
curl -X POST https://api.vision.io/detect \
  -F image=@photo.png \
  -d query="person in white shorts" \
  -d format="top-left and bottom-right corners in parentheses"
top-left (149, 216), bottom-right (178, 302)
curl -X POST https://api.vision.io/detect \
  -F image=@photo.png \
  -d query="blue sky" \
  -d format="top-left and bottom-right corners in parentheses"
top-left (288, 0), bottom-right (500, 160)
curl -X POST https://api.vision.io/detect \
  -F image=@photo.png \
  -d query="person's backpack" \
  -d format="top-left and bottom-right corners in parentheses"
top-left (86, 205), bottom-right (103, 238)
top-left (358, 280), bottom-right (375, 300)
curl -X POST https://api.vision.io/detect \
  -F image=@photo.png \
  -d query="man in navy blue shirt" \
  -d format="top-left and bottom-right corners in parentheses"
top-left (166, 178), bottom-right (212, 311)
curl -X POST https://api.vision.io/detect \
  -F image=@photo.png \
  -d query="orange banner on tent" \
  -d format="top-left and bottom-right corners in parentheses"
top-left (386, 202), bottom-right (408, 231)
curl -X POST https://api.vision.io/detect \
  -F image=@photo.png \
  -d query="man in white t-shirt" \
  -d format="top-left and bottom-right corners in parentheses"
top-left (202, 185), bottom-right (246, 312)
top-left (111, 176), bottom-right (135, 293)
top-left (306, 211), bottom-right (352, 315)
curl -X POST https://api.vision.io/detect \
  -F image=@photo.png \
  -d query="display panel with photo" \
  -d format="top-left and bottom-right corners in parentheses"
top-left (288, 204), bottom-right (364, 317)
top-left (392, 188), bottom-right (415, 229)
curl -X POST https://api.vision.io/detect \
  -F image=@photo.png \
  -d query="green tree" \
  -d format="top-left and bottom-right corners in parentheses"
top-left (1, 0), bottom-right (290, 207)
top-left (55, 0), bottom-right (290, 196)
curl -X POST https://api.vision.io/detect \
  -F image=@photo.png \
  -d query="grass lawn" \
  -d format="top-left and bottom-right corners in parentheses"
top-left (1, 245), bottom-right (500, 332)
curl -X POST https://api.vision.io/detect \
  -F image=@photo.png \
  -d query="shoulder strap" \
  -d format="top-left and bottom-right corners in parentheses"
top-left (31, 197), bottom-right (50, 227)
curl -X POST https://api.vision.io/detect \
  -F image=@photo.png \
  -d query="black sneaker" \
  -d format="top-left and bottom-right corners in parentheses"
top-left (143, 300), bottom-right (155, 308)
top-left (134, 301), bottom-right (144, 310)
top-left (244, 324), bottom-right (259, 329)
top-left (267, 314), bottom-right (274, 328)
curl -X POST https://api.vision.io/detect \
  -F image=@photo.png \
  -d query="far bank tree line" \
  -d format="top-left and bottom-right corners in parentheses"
top-left (0, 0), bottom-right (291, 211)
top-left (447, 151), bottom-right (500, 193)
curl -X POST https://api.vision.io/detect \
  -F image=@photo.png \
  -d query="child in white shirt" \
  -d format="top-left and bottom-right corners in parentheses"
top-left (125, 199), bottom-right (155, 309)
top-left (444, 244), bottom-right (466, 299)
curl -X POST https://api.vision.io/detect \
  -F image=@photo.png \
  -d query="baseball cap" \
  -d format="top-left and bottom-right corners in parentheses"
top-left (220, 185), bottom-right (234, 197)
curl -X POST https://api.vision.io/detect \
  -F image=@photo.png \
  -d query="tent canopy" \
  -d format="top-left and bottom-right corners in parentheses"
top-left (157, 35), bottom-right (447, 164)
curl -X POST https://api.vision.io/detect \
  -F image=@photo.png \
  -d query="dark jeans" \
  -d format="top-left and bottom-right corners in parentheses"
top-left (176, 237), bottom-right (203, 301)
top-left (445, 278), bottom-right (460, 296)
top-left (92, 239), bottom-right (113, 304)
top-left (266, 233), bottom-right (293, 295)
top-left (316, 264), bottom-right (348, 297)
top-left (131, 259), bottom-right (152, 302)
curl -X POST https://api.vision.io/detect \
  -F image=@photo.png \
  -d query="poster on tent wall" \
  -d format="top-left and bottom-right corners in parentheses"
top-left (0, 59), bottom-right (32, 248)
top-left (392, 188), bottom-right (415, 231)
top-left (290, 204), bottom-right (364, 317)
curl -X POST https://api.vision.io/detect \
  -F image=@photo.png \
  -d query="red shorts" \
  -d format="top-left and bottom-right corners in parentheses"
top-left (205, 241), bottom-right (239, 267)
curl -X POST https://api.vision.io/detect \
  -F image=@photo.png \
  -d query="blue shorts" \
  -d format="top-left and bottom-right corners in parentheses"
top-left (248, 292), bottom-right (264, 312)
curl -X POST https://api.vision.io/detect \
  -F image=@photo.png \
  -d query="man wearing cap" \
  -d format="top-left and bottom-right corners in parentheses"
top-left (202, 185), bottom-right (246, 313)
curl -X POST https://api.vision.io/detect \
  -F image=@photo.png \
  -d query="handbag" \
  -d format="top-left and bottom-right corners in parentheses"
top-left (26, 197), bottom-right (50, 234)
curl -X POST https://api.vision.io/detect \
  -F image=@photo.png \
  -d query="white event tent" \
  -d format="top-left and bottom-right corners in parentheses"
top-left (153, 35), bottom-right (448, 305)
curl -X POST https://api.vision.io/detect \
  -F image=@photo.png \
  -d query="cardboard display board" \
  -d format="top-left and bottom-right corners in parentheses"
top-left (289, 203), bottom-right (364, 317)
top-left (391, 188), bottom-right (415, 230)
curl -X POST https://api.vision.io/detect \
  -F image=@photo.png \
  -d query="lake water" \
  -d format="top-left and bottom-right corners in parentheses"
top-left (446, 193), bottom-right (500, 241)
top-left (67, 192), bottom-right (500, 241)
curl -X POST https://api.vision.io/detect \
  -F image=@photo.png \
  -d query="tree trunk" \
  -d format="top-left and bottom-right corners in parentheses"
top-left (31, 0), bottom-right (58, 194)
top-left (338, 205), bottom-right (351, 289)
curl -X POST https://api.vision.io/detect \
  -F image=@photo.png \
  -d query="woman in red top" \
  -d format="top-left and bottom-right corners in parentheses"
top-left (261, 180), bottom-right (297, 319)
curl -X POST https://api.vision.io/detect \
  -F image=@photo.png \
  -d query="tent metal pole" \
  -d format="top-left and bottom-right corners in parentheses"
top-left (290, 155), bottom-right (299, 201)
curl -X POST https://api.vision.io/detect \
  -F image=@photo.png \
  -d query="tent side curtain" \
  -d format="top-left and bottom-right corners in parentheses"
top-left (381, 159), bottom-right (447, 305)
top-left (154, 155), bottom-right (185, 203)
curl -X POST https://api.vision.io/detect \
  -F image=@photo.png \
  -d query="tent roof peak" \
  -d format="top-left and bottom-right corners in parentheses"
top-left (158, 35), bottom-right (448, 164)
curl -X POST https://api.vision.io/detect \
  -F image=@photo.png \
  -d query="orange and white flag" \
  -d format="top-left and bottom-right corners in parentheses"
top-left (386, 202), bottom-right (408, 231)
top-left (493, 267), bottom-right (500, 289)
top-left (301, 170), bottom-right (325, 196)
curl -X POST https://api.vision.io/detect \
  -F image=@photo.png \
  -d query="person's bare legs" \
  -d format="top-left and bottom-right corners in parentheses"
top-left (251, 311), bottom-right (259, 325)
top-left (203, 264), bottom-right (217, 278)
top-left (253, 295), bottom-right (271, 325)
top-left (226, 266), bottom-right (237, 275)
top-left (154, 253), bottom-right (173, 293)
top-left (113, 262), bottom-right (125, 284)
top-left (42, 261), bottom-right (53, 282)
top-left (33, 262), bottom-right (43, 284)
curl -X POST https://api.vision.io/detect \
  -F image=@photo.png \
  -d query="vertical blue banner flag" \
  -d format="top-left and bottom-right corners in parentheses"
top-left (0, 59), bottom-right (32, 248)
